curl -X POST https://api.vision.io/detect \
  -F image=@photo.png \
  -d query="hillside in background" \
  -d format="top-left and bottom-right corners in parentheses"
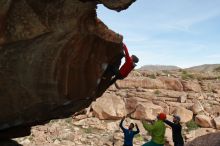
top-left (139, 65), bottom-right (181, 71)
top-left (139, 64), bottom-right (220, 73)
top-left (186, 64), bottom-right (220, 72)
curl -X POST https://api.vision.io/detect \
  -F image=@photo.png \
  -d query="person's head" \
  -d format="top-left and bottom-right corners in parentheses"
top-left (173, 115), bottom-right (181, 123)
top-left (128, 123), bottom-right (135, 130)
top-left (131, 55), bottom-right (139, 63)
top-left (157, 113), bottom-right (167, 121)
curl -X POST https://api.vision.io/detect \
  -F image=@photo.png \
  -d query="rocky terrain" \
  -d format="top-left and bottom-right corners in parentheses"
top-left (14, 69), bottom-right (220, 146)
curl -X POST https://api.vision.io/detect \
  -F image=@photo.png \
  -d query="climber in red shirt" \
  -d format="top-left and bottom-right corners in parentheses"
top-left (95, 43), bottom-right (139, 97)
top-left (108, 43), bottom-right (139, 87)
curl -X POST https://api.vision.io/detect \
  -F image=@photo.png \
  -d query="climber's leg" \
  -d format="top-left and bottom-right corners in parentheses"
top-left (109, 76), bottom-right (119, 86)
top-left (94, 72), bottom-right (117, 97)
top-left (102, 65), bottom-right (119, 80)
top-left (94, 51), bottom-right (124, 97)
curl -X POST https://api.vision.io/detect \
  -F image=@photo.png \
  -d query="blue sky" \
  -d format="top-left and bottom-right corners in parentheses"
top-left (97, 0), bottom-right (220, 68)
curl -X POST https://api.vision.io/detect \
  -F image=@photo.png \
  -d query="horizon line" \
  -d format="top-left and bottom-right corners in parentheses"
top-left (138, 63), bottom-right (220, 69)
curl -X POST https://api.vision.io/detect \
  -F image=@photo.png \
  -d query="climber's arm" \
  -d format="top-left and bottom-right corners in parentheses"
top-left (119, 117), bottom-right (126, 132)
top-left (164, 120), bottom-right (175, 128)
top-left (133, 123), bottom-right (140, 135)
top-left (142, 120), bottom-right (154, 133)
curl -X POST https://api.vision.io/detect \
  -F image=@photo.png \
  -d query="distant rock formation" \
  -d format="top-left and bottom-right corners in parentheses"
top-left (139, 65), bottom-right (181, 71)
top-left (186, 64), bottom-right (220, 72)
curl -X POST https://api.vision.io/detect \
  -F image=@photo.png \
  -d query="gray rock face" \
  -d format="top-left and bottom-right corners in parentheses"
top-left (185, 132), bottom-right (220, 146)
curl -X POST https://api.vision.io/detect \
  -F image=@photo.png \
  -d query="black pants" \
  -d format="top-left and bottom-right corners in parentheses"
top-left (109, 72), bottom-right (124, 86)
top-left (95, 65), bottom-right (122, 97)
top-left (174, 142), bottom-right (184, 146)
top-left (103, 63), bottom-right (124, 86)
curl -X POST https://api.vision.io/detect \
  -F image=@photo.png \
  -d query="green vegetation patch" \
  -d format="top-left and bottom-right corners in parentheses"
top-left (214, 66), bottom-right (220, 72)
top-left (84, 127), bottom-right (93, 133)
top-left (181, 70), bottom-right (194, 80)
top-left (149, 74), bottom-right (157, 79)
top-left (154, 90), bottom-right (161, 95)
top-left (64, 117), bottom-right (73, 124)
top-left (186, 120), bottom-right (199, 131)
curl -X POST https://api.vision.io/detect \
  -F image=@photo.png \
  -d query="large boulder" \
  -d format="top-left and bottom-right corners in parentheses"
top-left (191, 100), bottom-right (204, 114)
top-left (152, 100), bottom-right (170, 114)
top-left (117, 76), bottom-right (183, 91)
top-left (124, 97), bottom-right (139, 114)
top-left (116, 77), bottom-right (165, 89)
top-left (172, 106), bottom-right (193, 123)
top-left (182, 81), bottom-right (202, 92)
top-left (214, 116), bottom-right (220, 129)
top-left (186, 132), bottom-right (220, 146)
top-left (131, 102), bottom-right (163, 120)
top-left (195, 115), bottom-right (212, 128)
top-left (157, 89), bottom-right (185, 98)
top-left (124, 96), bottom-right (163, 120)
top-left (0, 0), bottom-right (136, 138)
top-left (92, 93), bottom-right (126, 120)
top-left (204, 105), bottom-right (220, 117)
top-left (158, 77), bottom-right (184, 91)
top-left (185, 128), bottom-right (216, 142)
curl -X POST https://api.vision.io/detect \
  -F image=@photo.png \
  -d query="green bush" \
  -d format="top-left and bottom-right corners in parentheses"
top-left (181, 70), bottom-right (194, 80)
top-left (182, 70), bottom-right (187, 74)
top-left (65, 117), bottom-right (73, 124)
top-left (154, 90), bottom-right (161, 95)
top-left (28, 135), bottom-right (34, 141)
top-left (186, 120), bottom-right (199, 131)
top-left (84, 127), bottom-right (93, 133)
top-left (149, 74), bottom-right (156, 79)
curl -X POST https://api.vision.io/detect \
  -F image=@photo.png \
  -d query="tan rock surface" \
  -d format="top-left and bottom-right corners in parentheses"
top-left (131, 102), bottom-right (163, 120)
top-left (92, 93), bottom-right (126, 120)
top-left (214, 116), bottom-right (220, 129)
top-left (172, 106), bottom-right (193, 123)
top-left (195, 115), bottom-right (212, 128)
top-left (182, 81), bottom-right (202, 92)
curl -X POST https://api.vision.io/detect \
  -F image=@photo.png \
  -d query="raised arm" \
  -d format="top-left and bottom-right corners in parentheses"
top-left (134, 123), bottom-right (140, 135)
top-left (122, 43), bottom-right (130, 60)
top-left (164, 120), bottom-right (175, 128)
top-left (119, 117), bottom-right (126, 132)
top-left (142, 120), bottom-right (154, 133)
